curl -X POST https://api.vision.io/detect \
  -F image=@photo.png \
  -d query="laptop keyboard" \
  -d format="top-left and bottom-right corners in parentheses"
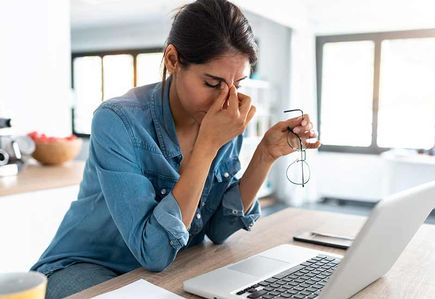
top-left (234, 254), bottom-right (341, 299)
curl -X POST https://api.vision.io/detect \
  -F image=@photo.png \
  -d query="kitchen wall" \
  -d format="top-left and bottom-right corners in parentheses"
top-left (0, 0), bottom-right (72, 136)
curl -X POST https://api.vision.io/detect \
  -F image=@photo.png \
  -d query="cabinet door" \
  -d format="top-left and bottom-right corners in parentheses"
top-left (0, 185), bottom-right (79, 272)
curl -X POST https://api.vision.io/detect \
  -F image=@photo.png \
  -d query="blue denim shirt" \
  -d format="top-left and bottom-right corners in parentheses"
top-left (31, 76), bottom-right (261, 275)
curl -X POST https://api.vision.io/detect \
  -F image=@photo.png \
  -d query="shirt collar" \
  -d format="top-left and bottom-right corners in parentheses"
top-left (150, 75), bottom-right (182, 160)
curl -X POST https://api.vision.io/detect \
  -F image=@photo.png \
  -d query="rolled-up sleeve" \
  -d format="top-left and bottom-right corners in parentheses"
top-left (205, 136), bottom-right (262, 244)
top-left (205, 179), bottom-right (261, 244)
top-left (221, 181), bottom-right (261, 228)
top-left (91, 105), bottom-right (188, 272)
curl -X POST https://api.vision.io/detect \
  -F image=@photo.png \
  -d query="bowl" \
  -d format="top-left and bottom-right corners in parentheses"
top-left (32, 138), bottom-right (82, 166)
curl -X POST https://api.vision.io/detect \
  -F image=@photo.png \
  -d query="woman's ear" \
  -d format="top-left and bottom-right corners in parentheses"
top-left (164, 44), bottom-right (180, 75)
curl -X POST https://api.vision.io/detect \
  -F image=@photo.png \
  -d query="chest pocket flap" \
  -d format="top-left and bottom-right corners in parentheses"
top-left (214, 157), bottom-right (241, 183)
top-left (154, 177), bottom-right (177, 201)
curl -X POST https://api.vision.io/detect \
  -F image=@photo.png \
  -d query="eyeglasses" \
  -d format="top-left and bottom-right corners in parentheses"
top-left (283, 109), bottom-right (311, 187)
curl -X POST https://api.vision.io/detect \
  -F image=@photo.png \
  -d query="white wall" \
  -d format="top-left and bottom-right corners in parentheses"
top-left (305, 0), bottom-right (435, 35)
top-left (0, 0), bottom-right (72, 136)
top-left (71, 21), bottom-right (171, 52)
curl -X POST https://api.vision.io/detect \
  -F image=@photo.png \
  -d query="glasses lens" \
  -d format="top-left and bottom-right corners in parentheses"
top-left (286, 159), bottom-right (310, 185)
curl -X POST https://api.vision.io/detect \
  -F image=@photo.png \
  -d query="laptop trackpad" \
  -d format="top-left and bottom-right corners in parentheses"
top-left (228, 256), bottom-right (290, 277)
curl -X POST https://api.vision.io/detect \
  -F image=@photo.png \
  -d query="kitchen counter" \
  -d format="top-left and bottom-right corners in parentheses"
top-left (0, 160), bottom-right (85, 197)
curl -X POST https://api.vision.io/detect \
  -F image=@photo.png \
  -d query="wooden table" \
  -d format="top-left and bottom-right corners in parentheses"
top-left (0, 160), bottom-right (85, 196)
top-left (69, 207), bottom-right (435, 298)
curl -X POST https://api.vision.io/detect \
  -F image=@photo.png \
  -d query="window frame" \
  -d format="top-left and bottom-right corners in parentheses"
top-left (71, 47), bottom-right (164, 138)
top-left (316, 28), bottom-right (435, 154)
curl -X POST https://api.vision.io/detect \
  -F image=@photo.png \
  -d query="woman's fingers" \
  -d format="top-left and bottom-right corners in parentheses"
top-left (301, 114), bottom-right (310, 127)
top-left (238, 92), bottom-right (252, 121)
top-left (245, 105), bottom-right (256, 124)
top-left (303, 140), bottom-right (321, 149)
top-left (292, 117), bottom-right (312, 134)
top-left (281, 116), bottom-right (303, 130)
top-left (280, 114), bottom-right (315, 139)
top-left (281, 113), bottom-right (311, 131)
top-left (227, 85), bottom-right (239, 113)
top-left (298, 129), bottom-right (317, 139)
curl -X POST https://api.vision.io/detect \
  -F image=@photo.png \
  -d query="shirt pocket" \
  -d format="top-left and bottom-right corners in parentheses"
top-left (151, 175), bottom-right (178, 202)
top-left (213, 156), bottom-right (242, 183)
top-left (202, 157), bottom-right (241, 214)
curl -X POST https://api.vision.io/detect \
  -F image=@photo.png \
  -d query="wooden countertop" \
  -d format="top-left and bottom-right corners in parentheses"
top-left (69, 208), bottom-right (435, 298)
top-left (0, 160), bottom-right (85, 197)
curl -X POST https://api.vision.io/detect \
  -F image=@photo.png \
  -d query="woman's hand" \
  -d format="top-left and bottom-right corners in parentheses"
top-left (197, 85), bottom-right (256, 150)
top-left (258, 114), bottom-right (321, 163)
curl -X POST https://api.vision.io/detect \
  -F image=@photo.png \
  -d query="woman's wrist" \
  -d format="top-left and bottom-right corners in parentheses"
top-left (192, 135), bottom-right (219, 161)
top-left (256, 140), bottom-right (277, 166)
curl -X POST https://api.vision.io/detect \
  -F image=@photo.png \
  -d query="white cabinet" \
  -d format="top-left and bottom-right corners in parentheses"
top-left (381, 152), bottom-right (435, 196)
top-left (0, 186), bottom-right (79, 272)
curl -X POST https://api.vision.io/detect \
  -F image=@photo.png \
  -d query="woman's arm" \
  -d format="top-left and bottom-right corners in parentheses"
top-left (238, 114), bottom-right (321, 214)
top-left (174, 84), bottom-right (255, 229)
top-left (172, 137), bottom-right (217, 229)
top-left (92, 105), bottom-right (190, 272)
top-left (217, 88), bottom-right (319, 215)
top-left (204, 134), bottom-right (262, 245)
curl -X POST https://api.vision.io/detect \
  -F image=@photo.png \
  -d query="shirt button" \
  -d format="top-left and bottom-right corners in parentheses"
top-left (161, 188), bottom-right (167, 195)
top-left (232, 210), bottom-right (238, 215)
top-left (196, 213), bottom-right (201, 219)
top-left (170, 240), bottom-right (174, 245)
top-left (223, 172), bottom-right (230, 178)
top-left (201, 202), bottom-right (205, 207)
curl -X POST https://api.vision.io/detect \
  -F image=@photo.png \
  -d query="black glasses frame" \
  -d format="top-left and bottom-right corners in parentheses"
top-left (283, 109), bottom-right (311, 187)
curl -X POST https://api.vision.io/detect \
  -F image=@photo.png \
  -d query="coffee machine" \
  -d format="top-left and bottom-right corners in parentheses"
top-left (0, 118), bottom-right (35, 177)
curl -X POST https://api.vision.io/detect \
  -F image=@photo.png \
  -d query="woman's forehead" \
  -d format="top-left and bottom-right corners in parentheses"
top-left (192, 54), bottom-right (250, 81)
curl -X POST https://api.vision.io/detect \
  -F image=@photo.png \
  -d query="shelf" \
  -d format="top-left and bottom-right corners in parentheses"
top-left (0, 160), bottom-right (85, 197)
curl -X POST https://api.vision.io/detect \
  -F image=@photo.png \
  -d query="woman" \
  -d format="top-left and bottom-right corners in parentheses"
top-left (31, 0), bottom-right (320, 297)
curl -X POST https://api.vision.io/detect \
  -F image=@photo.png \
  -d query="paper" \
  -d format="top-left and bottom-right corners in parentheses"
top-left (92, 279), bottom-right (185, 299)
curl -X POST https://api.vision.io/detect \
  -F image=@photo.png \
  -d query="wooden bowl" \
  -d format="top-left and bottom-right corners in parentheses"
top-left (32, 138), bottom-right (82, 166)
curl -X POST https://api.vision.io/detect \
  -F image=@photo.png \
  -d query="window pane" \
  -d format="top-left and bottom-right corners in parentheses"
top-left (73, 56), bottom-right (102, 134)
top-left (136, 52), bottom-right (163, 86)
top-left (320, 41), bottom-right (375, 146)
top-left (378, 38), bottom-right (435, 149)
top-left (103, 54), bottom-right (134, 100)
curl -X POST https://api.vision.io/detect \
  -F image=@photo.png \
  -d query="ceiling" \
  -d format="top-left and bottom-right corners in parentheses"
top-left (305, 0), bottom-right (435, 34)
top-left (71, 0), bottom-right (435, 34)
top-left (71, 0), bottom-right (189, 29)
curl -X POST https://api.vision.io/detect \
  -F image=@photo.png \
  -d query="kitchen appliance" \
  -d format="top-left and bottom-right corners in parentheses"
top-left (0, 118), bottom-right (35, 177)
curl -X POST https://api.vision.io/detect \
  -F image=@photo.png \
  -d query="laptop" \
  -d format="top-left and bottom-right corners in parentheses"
top-left (183, 180), bottom-right (435, 299)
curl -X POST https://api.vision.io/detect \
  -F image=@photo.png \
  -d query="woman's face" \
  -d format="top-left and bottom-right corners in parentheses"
top-left (172, 52), bottom-right (251, 124)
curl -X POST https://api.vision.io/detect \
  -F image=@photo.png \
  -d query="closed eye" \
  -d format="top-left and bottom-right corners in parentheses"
top-left (204, 81), bottom-right (220, 88)
top-left (204, 81), bottom-right (241, 89)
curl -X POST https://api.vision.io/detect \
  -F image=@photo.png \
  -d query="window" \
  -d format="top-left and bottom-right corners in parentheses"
top-left (317, 29), bottom-right (435, 154)
top-left (71, 48), bottom-right (163, 136)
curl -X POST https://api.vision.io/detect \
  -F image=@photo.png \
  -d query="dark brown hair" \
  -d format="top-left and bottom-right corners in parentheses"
top-left (161, 0), bottom-right (258, 98)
